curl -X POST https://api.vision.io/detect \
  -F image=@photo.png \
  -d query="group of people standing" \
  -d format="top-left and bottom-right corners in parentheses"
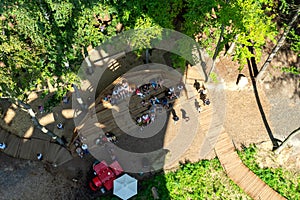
top-left (193, 80), bottom-right (210, 113)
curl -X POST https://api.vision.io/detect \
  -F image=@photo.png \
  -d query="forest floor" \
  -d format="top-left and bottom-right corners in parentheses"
top-left (0, 47), bottom-right (299, 199)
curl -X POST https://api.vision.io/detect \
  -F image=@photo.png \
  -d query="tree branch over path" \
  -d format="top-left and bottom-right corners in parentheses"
top-left (256, 6), bottom-right (300, 81)
top-left (274, 127), bottom-right (300, 154)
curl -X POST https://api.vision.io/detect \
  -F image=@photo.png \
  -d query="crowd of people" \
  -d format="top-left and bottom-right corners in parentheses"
top-left (102, 79), bottom-right (135, 105)
top-left (134, 79), bottom-right (185, 129)
top-left (101, 77), bottom-right (186, 130)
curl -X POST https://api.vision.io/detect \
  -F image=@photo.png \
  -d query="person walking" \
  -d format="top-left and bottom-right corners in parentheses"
top-left (171, 109), bottom-right (179, 125)
top-left (173, 115), bottom-right (179, 124)
top-left (193, 80), bottom-right (200, 92)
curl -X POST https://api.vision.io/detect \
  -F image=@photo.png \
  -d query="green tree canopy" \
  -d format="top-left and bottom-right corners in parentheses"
top-left (0, 0), bottom-right (183, 102)
top-left (184, 0), bottom-right (277, 67)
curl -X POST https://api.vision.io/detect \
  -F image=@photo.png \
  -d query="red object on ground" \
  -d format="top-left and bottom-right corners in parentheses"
top-left (103, 178), bottom-right (114, 190)
top-left (89, 176), bottom-right (102, 191)
top-left (99, 168), bottom-right (115, 183)
top-left (93, 160), bottom-right (108, 175)
top-left (109, 161), bottom-right (124, 176)
top-left (89, 160), bottom-right (124, 192)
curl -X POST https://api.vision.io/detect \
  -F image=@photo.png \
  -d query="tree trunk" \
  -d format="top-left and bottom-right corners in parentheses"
top-left (208, 0), bottom-right (229, 77)
top-left (208, 23), bottom-right (225, 77)
top-left (146, 48), bottom-right (149, 64)
top-left (256, 7), bottom-right (300, 81)
top-left (225, 35), bottom-right (238, 55)
top-left (274, 127), bottom-right (300, 154)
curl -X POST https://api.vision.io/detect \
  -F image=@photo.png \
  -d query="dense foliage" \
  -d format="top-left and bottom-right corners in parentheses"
top-left (238, 145), bottom-right (300, 200)
top-left (277, 0), bottom-right (300, 56)
top-left (0, 0), bottom-right (297, 105)
top-left (101, 159), bottom-right (250, 200)
top-left (184, 0), bottom-right (277, 67)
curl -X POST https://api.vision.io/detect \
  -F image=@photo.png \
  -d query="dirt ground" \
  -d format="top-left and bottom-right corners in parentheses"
top-left (0, 47), bottom-right (299, 199)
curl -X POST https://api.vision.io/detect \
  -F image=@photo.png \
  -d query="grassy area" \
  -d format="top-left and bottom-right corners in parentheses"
top-left (238, 145), bottom-right (300, 199)
top-left (101, 159), bottom-right (251, 200)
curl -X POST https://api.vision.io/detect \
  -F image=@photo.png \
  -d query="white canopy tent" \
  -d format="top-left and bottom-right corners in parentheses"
top-left (113, 174), bottom-right (138, 200)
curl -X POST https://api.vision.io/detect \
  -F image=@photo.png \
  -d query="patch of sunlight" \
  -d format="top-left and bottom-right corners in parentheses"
top-left (39, 113), bottom-right (55, 126)
top-left (108, 61), bottom-right (121, 72)
top-left (80, 79), bottom-right (92, 91)
top-left (47, 78), bottom-right (57, 93)
top-left (94, 122), bottom-right (106, 129)
top-left (23, 126), bottom-right (34, 138)
top-left (88, 102), bottom-right (96, 110)
top-left (61, 109), bottom-right (75, 119)
top-left (27, 92), bottom-right (38, 103)
top-left (75, 123), bottom-right (84, 130)
top-left (102, 101), bottom-right (120, 112)
top-left (74, 109), bottom-right (83, 118)
top-left (91, 48), bottom-right (125, 68)
top-left (4, 108), bottom-right (16, 124)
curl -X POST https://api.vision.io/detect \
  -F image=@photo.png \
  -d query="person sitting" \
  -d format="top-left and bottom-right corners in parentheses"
top-left (136, 117), bottom-right (143, 126)
top-left (110, 97), bottom-right (118, 105)
top-left (141, 100), bottom-right (149, 107)
top-left (81, 143), bottom-right (89, 154)
top-left (166, 87), bottom-right (176, 100)
top-left (112, 86), bottom-right (121, 99)
top-left (135, 88), bottom-right (145, 98)
top-left (157, 78), bottom-right (164, 88)
top-left (142, 114), bottom-right (151, 125)
top-left (117, 84), bottom-right (126, 99)
top-left (150, 112), bottom-right (155, 123)
top-left (122, 80), bottom-right (132, 97)
top-left (149, 96), bottom-right (160, 105)
top-left (141, 84), bottom-right (150, 95)
top-left (103, 94), bottom-right (111, 102)
top-left (105, 132), bottom-right (118, 143)
top-left (161, 97), bottom-right (169, 109)
top-left (150, 79), bottom-right (159, 90)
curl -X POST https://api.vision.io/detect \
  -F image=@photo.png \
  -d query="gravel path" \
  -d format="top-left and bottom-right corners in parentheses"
top-left (264, 79), bottom-right (300, 152)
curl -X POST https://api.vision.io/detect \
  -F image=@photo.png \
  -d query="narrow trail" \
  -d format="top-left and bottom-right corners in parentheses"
top-left (214, 130), bottom-right (286, 200)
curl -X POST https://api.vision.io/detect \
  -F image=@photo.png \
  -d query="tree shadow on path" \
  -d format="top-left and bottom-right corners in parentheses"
top-left (246, 54), bottom-right (279, 150)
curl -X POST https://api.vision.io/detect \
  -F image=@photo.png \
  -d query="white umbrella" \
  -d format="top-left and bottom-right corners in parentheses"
top-left (113, 174), bottom-right (138, 200)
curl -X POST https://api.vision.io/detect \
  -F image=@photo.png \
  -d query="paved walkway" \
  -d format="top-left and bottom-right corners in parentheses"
top-left (215, 129), bottom-right (286, 200)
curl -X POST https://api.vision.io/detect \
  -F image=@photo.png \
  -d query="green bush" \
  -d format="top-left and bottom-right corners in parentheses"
top-left (238, 145), bottom-right (300, 199)
top-left (102, 159), bottom-right (250, 199)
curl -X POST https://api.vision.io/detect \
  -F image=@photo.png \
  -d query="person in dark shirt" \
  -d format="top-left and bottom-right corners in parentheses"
top-left (193, 80), bottom-right (200, 91)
